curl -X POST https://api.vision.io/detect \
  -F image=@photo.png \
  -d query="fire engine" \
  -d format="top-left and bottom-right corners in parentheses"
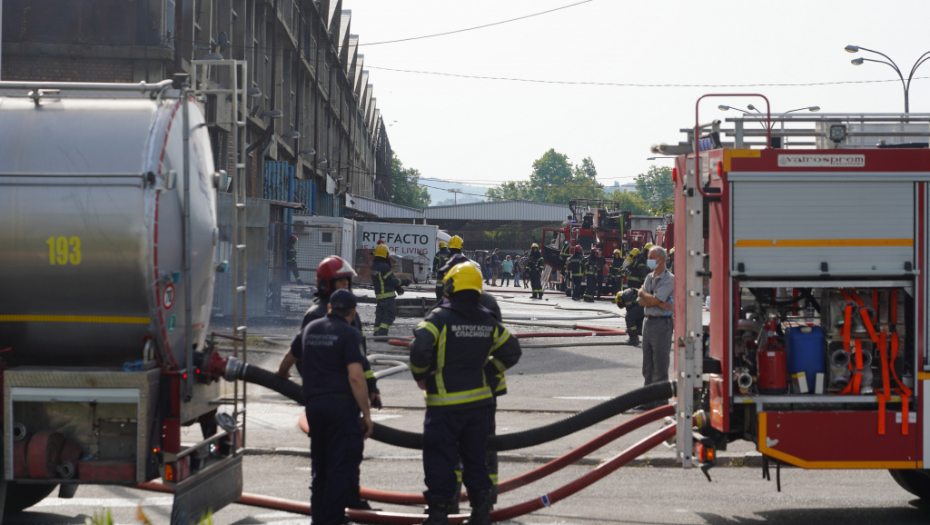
top-left (663, 95), bottom-right (930, 498)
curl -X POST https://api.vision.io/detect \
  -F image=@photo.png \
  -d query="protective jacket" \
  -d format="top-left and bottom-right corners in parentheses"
top-left (433, 247), bottom-right (451, 278)
top-left (527, 253), bottom-right (545, 277)
top-left (567, 253), bottom-right (583, 277)
top-left (286, 242), bottom-right (298, 264)
top-left (410, 295), bottom-right (521, 410)
top-left (301, 297), bottom-right (378, 394)
top-left (608, 257), bottom-right (624, 282)
top-left (371, 256), bottom-right (401, 300)
top-left (626, 254), bottom-right (650, 290)
top-left (582, 255), bottom-right (599, 277)
top-left (559, 243), bottom-right (571, 265)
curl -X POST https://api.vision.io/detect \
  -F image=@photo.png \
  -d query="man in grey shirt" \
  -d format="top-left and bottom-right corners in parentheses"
top-left (637, 246), bottom-right (674, 409)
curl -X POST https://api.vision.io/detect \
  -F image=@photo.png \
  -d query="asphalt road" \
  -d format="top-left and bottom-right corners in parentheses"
top-left (8, 285), bottom-right (928, 524)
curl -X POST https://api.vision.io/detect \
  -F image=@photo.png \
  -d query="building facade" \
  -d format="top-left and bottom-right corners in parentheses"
top-left (1, 0), bottom-right (392, 213)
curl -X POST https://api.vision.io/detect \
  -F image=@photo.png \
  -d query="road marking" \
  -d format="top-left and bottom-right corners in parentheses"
top-left (554, 396), bottom-right (612, 400)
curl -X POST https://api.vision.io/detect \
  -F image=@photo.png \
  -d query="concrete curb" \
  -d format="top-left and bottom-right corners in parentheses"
top-left (242, 447), bottom-right (765, 468)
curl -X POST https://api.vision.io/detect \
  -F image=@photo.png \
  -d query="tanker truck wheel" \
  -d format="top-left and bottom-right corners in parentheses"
top-left (889, 469), bottom-right (930, 500)
top-left (3, 482), bottom-right (57, 515)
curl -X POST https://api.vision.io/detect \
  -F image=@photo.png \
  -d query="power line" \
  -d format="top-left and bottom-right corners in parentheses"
top-left (357, 0), bottom-right (595, 47)
top-left (367, 66), bottom-right (930, 88)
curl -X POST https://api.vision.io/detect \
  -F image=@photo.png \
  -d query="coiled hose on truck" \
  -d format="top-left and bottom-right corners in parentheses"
top-left (225, 357), bottom-right (675, 451)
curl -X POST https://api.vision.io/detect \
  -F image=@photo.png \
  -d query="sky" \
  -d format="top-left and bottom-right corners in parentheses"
top-left (343, 0), bottom-right (930, 191)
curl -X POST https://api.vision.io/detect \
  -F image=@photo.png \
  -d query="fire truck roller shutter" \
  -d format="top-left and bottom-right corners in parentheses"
top-left (731, 181), bottom-right (914, 276)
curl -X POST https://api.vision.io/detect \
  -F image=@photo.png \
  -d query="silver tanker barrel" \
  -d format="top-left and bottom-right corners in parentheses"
top-left (0, 86), bottom-right (218, 368)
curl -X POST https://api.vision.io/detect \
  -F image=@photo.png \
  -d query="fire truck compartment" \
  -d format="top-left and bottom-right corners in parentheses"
top-left (758, 410), bottom-right (919, 468)
top-left (4, 368), bottom-right (159, 483)
top-left (731, 180), bottom-right (915, 276)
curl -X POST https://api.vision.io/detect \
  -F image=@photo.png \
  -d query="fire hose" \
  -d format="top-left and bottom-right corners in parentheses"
top-left (359, 404), bottom-right (674, 505)
top-left (137, 424), bottom-right (676, 524)
top-left (223, 358), bottom-right (674, 451)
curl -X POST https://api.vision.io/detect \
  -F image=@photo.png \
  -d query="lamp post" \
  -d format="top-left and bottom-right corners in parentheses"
top-left (448, 188), bottom-right (463, 204)
top-left (846, 45), bottom-right (930, 113)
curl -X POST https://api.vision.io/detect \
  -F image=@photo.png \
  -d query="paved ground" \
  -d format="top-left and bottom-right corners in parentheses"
top-left (8, 285), bottom-right (929, 523)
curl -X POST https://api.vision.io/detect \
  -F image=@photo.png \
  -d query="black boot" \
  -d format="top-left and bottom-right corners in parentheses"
top-left (422, 495), bottom-right (453, 525)
top-left (626, 334), bottom-right (640, 346)
top-left (465, 490), bottom-right (492, 525)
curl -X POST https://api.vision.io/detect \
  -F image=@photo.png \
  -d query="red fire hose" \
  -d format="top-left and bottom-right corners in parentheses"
top-left (137, 424), bottom-right (675, 524)
top-left (359, 404), bottom-right (673, 505)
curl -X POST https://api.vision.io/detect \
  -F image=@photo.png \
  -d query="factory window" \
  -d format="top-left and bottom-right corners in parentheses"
top-left (320, 230), bottom-right (334, 245)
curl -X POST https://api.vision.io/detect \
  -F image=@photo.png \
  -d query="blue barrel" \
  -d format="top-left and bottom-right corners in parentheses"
top-left (785, 326), bottom-right (825, 392)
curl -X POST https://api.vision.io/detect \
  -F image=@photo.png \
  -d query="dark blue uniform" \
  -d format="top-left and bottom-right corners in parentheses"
top-left (567, 253), bottom-right (583, 301)
top-left (291, 314), bottom-right (366, 525)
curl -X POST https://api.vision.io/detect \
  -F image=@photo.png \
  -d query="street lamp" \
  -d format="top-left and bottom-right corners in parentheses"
top-left (646, 157), bottom-right (676, 160)
top-left (785, 106), bottom-right (820, 114)
top-left (718, 104), bottom-right (751, 114)
top-left (846, 45), bottom-right (930, 113)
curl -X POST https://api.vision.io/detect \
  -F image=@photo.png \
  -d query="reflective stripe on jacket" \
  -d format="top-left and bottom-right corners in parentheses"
top-left (371, 257), bottom-right (400, 299)
top-left (409, 307), bottom-right (521, 410)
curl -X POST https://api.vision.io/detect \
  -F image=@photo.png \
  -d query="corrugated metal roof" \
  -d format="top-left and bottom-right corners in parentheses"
top-left (425, 200), bottom-right (569, 221)
top-left (346, 193), bottom-right (423, 219)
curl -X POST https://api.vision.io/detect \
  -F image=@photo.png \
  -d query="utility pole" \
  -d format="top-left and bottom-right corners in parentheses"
top-left (448, 188), bottom-right (462, 204)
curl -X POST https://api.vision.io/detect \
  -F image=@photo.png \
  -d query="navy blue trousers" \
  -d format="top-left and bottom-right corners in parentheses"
top-left (307, 396), bottom-right (363, 525)
top-left (572, 276), bottom-right (583, 300)
top-left (423, 405), bottom-right (491, 499)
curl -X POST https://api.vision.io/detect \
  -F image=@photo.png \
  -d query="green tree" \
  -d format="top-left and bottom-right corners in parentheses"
top-left (605, 189), bottom-right (652, 215)
top-left (390, 153), bottom-right (431, 209)
top-left (486, 149), bottom-right (604, 205)
top-left (634, 166), bottom-right (673, 213)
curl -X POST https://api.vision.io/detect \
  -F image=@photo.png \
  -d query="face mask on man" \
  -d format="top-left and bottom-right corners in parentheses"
top-left (647, 259), bottom-right (658, 270)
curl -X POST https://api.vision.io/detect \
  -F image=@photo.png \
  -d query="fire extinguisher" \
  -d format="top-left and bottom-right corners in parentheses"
top-left (757, 319), bottom-right (788, 395)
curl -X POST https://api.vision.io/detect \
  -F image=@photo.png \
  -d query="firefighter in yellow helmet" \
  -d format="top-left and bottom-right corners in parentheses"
top-left (371, 243), bottom-right (408, 335)
top-left (608, 248), bottom-right (625, 295)
top-left (409, 263), bottom-right (521, 525)
top-left (621, 246), bottom-right (650, 346)
top-left (527, 243), bottom-right (545, 299)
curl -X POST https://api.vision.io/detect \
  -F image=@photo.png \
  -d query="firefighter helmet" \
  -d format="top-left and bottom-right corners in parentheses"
top-left (317, 256), bottom-right (357, 295)
top-left (574, 245), bottom-right (583, 254)
top-left (449, 235), bottom-right (464, 250)
top-left (613, 249), bottom-right (621, 258)
top-left (374, 244), bottom-right (390, 258)
top-left (615, 287), bottom-right (638, 309)
top-left (443, 263), bottom-right (483, 297)
top-left (439, 241), bottom-right (447, 248)
top-left (669, 247), bottom-right (675, 255)
top-left (376, 239), bottom-right (385, 245)
top-left (531, 243), bottom-right (539, 249)
top-left (289, 235), bottom-right (298, 243)
top-left (591, 248), bottom-right (599, 256)
top-left (629, 248), bottom-right (640, 258)
top-left (643, 243), bottom-right (654, 252)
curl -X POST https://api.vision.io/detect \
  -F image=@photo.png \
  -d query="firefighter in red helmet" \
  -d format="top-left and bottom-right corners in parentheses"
top-left (568, 245), bottom-right (584, 301)
top-left (286, 234), bottom-right (303, 284)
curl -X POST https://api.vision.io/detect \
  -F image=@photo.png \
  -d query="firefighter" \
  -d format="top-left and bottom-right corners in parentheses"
top-left (276, 256), bottom-right (381, 512)
top-left (372, 244), bottom-right (409, 336)
top-left (667, 247), bottom-right (675, 270)
top-left (594, 249), bottom-right (607, 298)
top-left (582, 248), bottom-right (600, 303)
top-left (286, 234), bottom-right (303, 284)
top-left (527, 243), bottom-right (545, 299)
top-left (622, 245), bottom-right (651, 346)
top-left (608, 249), bottom-right (625, 295)
top-left (567, 246), bottom-right (584, 301)
top-left (559, 239), bottom-right (572, 288)
top-left (279, 289), bottom-right (373, 525)
top-left (430, 249), bottom-right (504, 512)
top-left (433, 241), bottom-right (451, 299)
top-left (409, 264), bottom-right (522, 525)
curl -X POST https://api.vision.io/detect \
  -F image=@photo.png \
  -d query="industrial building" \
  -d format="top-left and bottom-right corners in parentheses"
top-left (0, 0), bottom-right (393, 214)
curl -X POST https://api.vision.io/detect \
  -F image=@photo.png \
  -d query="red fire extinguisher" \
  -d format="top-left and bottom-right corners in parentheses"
top-left (757, 320), bottom-right (788, 395)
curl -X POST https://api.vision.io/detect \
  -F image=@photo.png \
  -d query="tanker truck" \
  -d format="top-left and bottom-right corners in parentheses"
top-left (0, 67), bottom-right (254, 523)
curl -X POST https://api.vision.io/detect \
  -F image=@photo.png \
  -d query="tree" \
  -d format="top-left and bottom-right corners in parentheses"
top-left (605, 189), bottom-right (652, 215)
top-left (390, 153), bottom-right (431, 209)
top-left (486, 149), bottom-right (604, 205)
top-left (634, 166), bottom-right (673, 213)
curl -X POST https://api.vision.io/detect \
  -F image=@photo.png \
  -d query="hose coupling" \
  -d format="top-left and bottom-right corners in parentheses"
top-left (224, 356), bottom-right (248, 381)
